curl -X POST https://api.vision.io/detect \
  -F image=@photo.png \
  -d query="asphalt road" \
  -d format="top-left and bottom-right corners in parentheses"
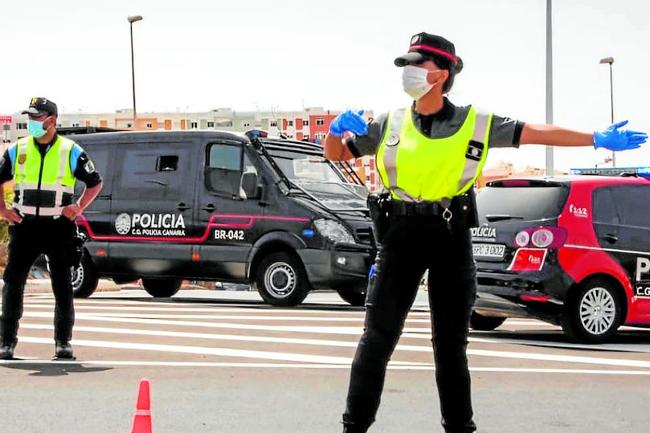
top-left (1, 287), bottom-right (650, 433)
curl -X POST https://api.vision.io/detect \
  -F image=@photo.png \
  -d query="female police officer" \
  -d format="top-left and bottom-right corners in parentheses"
top-left (323, 32), bottom-right (647, 433)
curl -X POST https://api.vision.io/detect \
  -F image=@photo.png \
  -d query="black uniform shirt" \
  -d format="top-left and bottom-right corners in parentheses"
top-left (0, 134), bottom-right (103, 188)
top-left (349, 98), bottom-right (525, 157)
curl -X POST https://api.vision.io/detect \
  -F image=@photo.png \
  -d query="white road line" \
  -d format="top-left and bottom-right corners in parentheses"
top-left (18, 320), bottom-right (650, 369)
top-left (21, 300), bottom-right (431, 318)
top-left (23, 297), bottom-right (435, 315)
top-left (2, 359), bottom-right (650, 375)
top-left (21, 306), bottom-right (399, 322)
top-left (37, 322), bottom-right (636, 356)
top-left (22, 312), bottom-right (650, 355)
top-left (467, 348), bottom-right (650, 369)
top-left (14, 336), bottom-right (353, 365)
top-left (13, 336), bottom-right (423, 366)
top-left (499, 321), bottom-right (556, 327)
top-left (469, 336), bottom-right (650, 353)
top-left (21, 323), bottom-right (366, 349)
top-left (22, 311), bottom-right (432, 335)
top-left (23, 300), bottom-right (363, 314)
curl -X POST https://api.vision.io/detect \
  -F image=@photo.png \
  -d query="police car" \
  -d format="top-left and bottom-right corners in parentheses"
top-left (66, 129), bottom-right (375, 307)
top-left (471, 168), bottom-right (650, 343)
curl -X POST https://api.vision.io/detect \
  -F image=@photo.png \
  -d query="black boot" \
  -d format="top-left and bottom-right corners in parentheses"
top-left (53, 341), bottom-right (75, 360)
top-left (342, 422), bottom-right (369, 433)
top-left (0, 342), bottom-right (16, 360)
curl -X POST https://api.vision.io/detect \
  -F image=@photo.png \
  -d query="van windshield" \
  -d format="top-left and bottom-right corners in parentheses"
top-left (270, 151), bottom-right (347, 184)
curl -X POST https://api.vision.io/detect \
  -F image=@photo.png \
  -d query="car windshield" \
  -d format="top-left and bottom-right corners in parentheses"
top-left (477, 183), bottom-right (569, 221)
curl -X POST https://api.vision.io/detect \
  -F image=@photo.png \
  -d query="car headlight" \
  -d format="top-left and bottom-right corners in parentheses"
top-left (314, 219), bottom-right (355, 244)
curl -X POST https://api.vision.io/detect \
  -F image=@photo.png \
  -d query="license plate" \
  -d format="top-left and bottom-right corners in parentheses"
top-left (473, 243), bottom-right (506, 259)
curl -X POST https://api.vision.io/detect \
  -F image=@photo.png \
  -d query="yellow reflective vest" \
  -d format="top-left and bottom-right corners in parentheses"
top-left (376, 106), bottom-right (491, 203)
top-left (13, 135), bottom-right (76, 217)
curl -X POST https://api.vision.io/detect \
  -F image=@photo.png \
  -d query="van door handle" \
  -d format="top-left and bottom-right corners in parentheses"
top-left (201, 203), bottom-right (216, 212)
top-left (145, 179), bottom-right (168, 187)
top-left (603, 233), bottom-right (618, 244)
top-left (177, 202), bottom-right (191, 211)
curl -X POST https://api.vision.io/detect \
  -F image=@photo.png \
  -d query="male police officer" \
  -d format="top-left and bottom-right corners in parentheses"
top-left (0, 97), bottom-right (103, 360)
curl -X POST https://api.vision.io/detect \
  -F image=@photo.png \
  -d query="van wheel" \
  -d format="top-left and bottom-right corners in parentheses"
top-left (337, 289), bottom-right (367, 307)
top-left (142, 278), bottom-right (182, 298)
top-left (72, 251), bottom-right (99, 299)
top-left (254, 252), bottom-right (309, 306)
top-left (561, 279), bottom-right (623, 343)
top-left (469, 311), bottom-right (506, 331)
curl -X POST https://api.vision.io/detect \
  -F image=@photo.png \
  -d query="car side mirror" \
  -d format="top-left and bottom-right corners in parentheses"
top-left (239, 171), bottom-right (259, 200)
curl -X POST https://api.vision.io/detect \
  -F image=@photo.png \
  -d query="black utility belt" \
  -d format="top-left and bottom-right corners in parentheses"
top-left (16, 212), bottom-right (67, 222)
top-left (388, 200), bottom-right (450, 217)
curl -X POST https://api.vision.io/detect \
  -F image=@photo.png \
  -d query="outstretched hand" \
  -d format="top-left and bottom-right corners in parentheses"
top-left (329, 110), bottom-right (368, 137)
top-left (594, 120), bottom-right (648, 151)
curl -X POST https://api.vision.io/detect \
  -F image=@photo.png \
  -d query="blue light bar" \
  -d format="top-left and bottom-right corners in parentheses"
top-left (570, 167), bottom-right (650, 177)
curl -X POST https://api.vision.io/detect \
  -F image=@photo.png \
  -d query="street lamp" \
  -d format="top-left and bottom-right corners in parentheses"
top-left (599, 56), bottom-right (615, 167)
top-left (128, 15), bottom-right (143, 129)
top-left (545, 0), bottom-right (554, 176)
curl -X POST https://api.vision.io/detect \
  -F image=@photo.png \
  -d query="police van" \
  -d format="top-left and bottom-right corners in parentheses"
top-left (470, 169), bottom-right (650, 343)
top-left (67, 129), bottom-right (374, 306)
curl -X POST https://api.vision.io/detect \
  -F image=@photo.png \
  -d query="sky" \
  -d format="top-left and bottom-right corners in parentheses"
top-left (0, 0), bottom-right (648, 171)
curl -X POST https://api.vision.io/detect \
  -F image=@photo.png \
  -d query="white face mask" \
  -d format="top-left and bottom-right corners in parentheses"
top-left (402, 65), bottom-right (435, 100)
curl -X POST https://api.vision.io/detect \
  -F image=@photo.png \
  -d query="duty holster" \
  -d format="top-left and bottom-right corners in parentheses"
top-left (70, 229), bottom-right (87, 268)
top-left (367, 192), bottom-right (391, 244)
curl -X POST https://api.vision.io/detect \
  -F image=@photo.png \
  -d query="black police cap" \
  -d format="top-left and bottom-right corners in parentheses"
top-left (394, 32), bottom-right (463, 73)
top-left (21, 97), bottom-right (58, 117)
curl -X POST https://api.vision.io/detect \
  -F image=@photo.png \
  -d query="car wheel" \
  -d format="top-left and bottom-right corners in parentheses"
top-left (469, 311), bottom-right (506, 331)
top-left (72, 251), bottom-right (99, 298)
top-left (141, 278), bottom-right (182, 298)
top-left (561, 278), bottom-right (624, 344)
top-left (254, 252), bottom-right (309, 307)
top-left (337, 289), bottom-right (367, 307)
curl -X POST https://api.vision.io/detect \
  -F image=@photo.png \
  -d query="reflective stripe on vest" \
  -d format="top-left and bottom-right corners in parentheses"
top-left (380, 109), bottom-right (416, 202)
top-left (13, 136), bottom-right (76, 216)
top-left (377, 106), bottom-right (491, 202)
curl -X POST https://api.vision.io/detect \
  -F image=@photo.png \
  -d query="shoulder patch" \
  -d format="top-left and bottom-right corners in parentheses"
top-left (84, 160), bottom-right (96, 173)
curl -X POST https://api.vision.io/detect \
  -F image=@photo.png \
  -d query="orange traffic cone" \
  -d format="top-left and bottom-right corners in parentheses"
top-left (130, 379), bottom-right (153, 433)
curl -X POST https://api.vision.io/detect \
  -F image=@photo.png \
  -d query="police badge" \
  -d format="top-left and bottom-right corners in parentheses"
top-left (18, 154), bottom-right (26, 165)
top-left (387, 134), bottom-right (400, 147)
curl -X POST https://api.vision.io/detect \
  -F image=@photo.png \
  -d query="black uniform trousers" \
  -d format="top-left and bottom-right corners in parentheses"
top-left (1, 216), bottom-right (77, 345)
top-left (344, 215), bottom-right (477, 433)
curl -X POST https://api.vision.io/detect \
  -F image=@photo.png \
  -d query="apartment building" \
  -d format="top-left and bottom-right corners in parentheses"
top-left (0, 107), bottom-right (382, 190)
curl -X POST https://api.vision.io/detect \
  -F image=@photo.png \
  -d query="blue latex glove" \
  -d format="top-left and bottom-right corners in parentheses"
top-left (329, 110), bottom-right (368, 137)
top-left (594, 120), bottom-right (648, 151)
top-left (368, 264), bottom-right (376, 279)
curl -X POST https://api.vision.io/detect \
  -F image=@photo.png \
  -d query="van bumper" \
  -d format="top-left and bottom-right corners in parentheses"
top-left (298, 244), bottom-right (373, 292)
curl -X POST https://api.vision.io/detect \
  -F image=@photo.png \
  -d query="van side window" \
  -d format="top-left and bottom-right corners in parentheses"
top-left (209, 144), bottom-right (241, 171)
top-left (157, 155), bottom-right (178, 172)
top-left (205, 143), bottom-right (242, 196)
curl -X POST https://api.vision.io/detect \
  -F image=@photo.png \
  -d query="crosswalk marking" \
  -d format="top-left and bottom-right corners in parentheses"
top-left (6, 296), bottom-right (650, 373)
top-left (14, 335), bottom-right (425, 366)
